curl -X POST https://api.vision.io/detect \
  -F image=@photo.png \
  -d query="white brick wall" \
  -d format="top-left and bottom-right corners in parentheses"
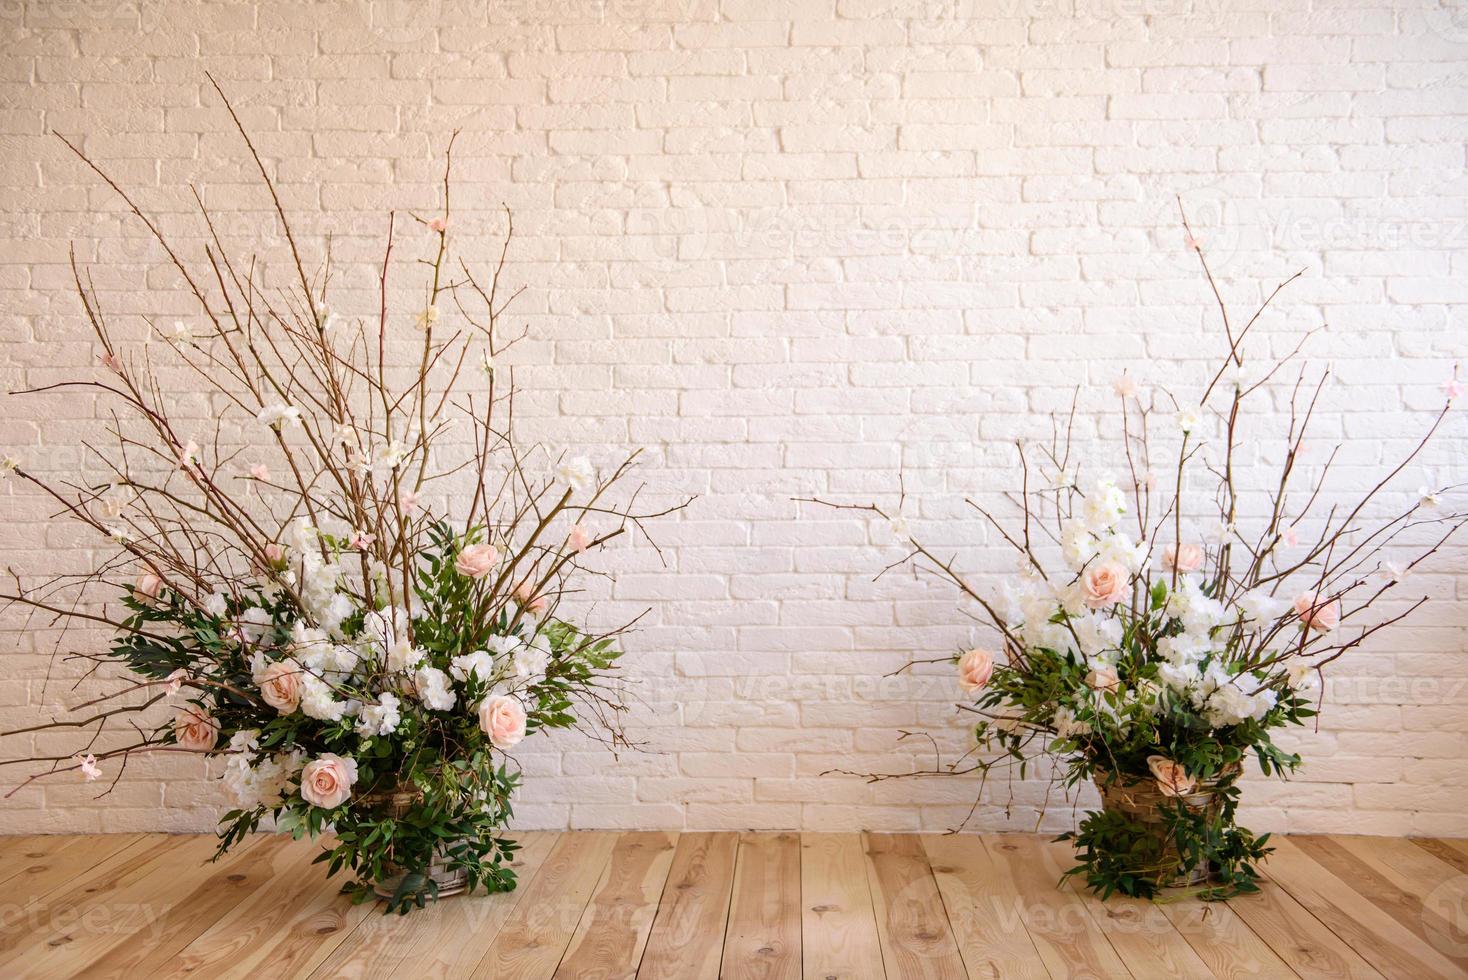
top-left (1, 0), bottom-right (1466, 836)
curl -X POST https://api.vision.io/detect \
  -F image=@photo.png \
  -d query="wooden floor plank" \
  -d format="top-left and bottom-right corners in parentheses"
top-left (1410, 838), bottom-right (1468, 875)
top-left (635, 831), bottom-right (738, 980)
top-left (800, 832), bottom-right (885, 980)
top-left (472, 831), bottom-right (618, 980)
top-left (920, 834), bottom-right (1050, 980)
top-left (863, 832), bottom-right (968, 980)
top-left (0, 830), bottom-right (1462, 978)
top-left (1266, 836), bottom-right (1464, 978)
top-left (305, 831), bottom-right (561, 980)
top-left (1226, 878), bottom-right (1383, 980)
top-left (982, 834), bottom-right (1133, 979)
top-left (1158, 893), bottom-right (1300, 980)
top-left (0, 834), bottom-right (145, 901)
top-left (553, 831), bottom-right (678, 980)
top-left (72, 834), bottom-right (298, 980)
top-left (0, 834), bottom-right (255, 975)
top-left (1036, 838), bottom-right (1215, 980)
top-left (721, 832), bottom-right (802, 980)
top-left (160, 835), bottom-right (376, 980)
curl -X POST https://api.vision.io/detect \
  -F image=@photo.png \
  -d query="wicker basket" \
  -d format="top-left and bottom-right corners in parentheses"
top-left (355, 783), bottom-right (469, 900)
top-left (1093, 765), bottom-right (1239, 889)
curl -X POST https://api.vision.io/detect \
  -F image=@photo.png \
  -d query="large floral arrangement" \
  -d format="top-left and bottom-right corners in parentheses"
top-left (812, 225), bottom-right (1465, 899)
top-left (0, 84), bottom-right (683, 912)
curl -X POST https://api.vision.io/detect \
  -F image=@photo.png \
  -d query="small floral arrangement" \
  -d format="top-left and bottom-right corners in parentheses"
top-left (0, 83), bottom-right (684, 913)
top-left (812, 224), bottom-right (1465, 899)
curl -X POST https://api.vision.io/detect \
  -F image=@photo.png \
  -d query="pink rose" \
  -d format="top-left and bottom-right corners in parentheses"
top-left (174, 707), bottom-right (219, 752)
top-left (566, 524), bottom-right (591, 554)
top-left (263, 543), bottom-right (286, 566)
top-left (1163, 543), bottom-right (1203, 574)
top-left (479, 694), bottom-right (527, 749)
top-left (455, 543), bottom-right (499, 579)
top-left (133, 572), bottom-right (163, 603)
top-left (257, 660), bottom-right (303, 713)
top-left (1147, 755), bottom-right (1196, 797)
top-left (1293, 592), bottom-right (1341, 633)
top-left (1081, 561), bottom-right (1132, 609)
top-left (957, 648), bottom-right (995, 693)
top-left (514, 579), bottom-right (548, 617)
top-left (1086, 665), bottom-right (1120, 693)
top-left (299, 753), bottom-right (358, 809)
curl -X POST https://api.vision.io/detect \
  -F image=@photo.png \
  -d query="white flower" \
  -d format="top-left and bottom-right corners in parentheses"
top-left (1418, 486), bottom-right (1442, 510)
top-left (1157, 659), bottom-right (1200, 694)
top-left (556, 456), bottom-right (595, 493)
top-left (168, 320), bottom-right (194, 346)
top-left (1096, 532), bottom-right (1148, 574)
top-left (413, 665), bottom-right (456, 711)
top-left (1059, 520), bottom-right (1096, 571)
top-left (355, 693), bottom-right (401, 738)
top-left (317, 305), bottom-right (339, 333)
top-left (387, 635), bottom-right (425, 673)
top-left (886, 515), bottom-right (911, 541)
top-left (513, 635), bottom-right (551, 680)
top-left (235, 606), bottom-right (274, 645)
top-left (1238, 590), bottom-right (1288, 624)
top-left (377, 440), bottom-right (408, 472)
top-left (202, 590), bottom-right (228, 618)
top-left (1112, 375), bottom-right (1138, 398)
top-left (256, 403), bottom-right (302, 429)
top-left (1286, 661), bottom-right (1319, 693)
top-left (2, 454), bottom-right (23, 478)
top-left (1081, 475), bottom-right (1127, 532)
top-left (227, 729), bottom-right (260, 753)
top-left (480, 348), bottom-right (495, 377)
top-left (414, 305), bottom-right (440, 330)
top-left (76, 753), bottom-right (102, 781)
top-left (1053, 706), bottom-right (1091, 738)
top-left (298, 673), bottom-right (350, 722)
top-left (177, 439), bottom-right (200, 469)
top-left (1176, 408), bottom-right (1202, 433)
top-left (450, 649), bottom-right (497, 683)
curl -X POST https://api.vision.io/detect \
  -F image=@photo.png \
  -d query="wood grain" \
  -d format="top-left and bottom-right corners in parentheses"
top-left (636, 831), bottom-right (738, 980)
top-left (862, 833), bottom-right (967, 980)
top-left (920, 833), bottom-right (1049, 980)
top-left (473, 831), bottom-right (618, 979)
top-left (800, 832), bottom-right (885, 980)
top-left (0, 830), bottom-right (1463, 978)
top-left (554, 831), bottom-right (678, 980)
top-left (722, 832), bottom-right (802, 980)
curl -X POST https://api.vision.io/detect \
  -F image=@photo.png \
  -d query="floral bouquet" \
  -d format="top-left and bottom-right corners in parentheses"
top-left (811, 222), bottom-right (1465, 899)
top-left (0, 83), bottom-right (684, 913)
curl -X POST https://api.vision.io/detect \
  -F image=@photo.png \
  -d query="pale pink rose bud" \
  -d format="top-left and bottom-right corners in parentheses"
top-left (428, 217), bottom-right (447, 233)
top-left (174, 707), bottom-right (219, 752)
top-left (455, 543), bottom-right (499, 578)
top-left (1086, 665), bottom-right (1120, 693)
top-left (1293, 592), bottom-right (1341, 633)
top-left (263, 543), bottom-right (286, 565)
top-left (257, 660), bottom-right (303, 713)
top-left (299, 753), bottom-right (358, 809)
top-left (567, 524), bottom-right (591, 554)
top-left (478, 694), bottom-right (527, 749)
top-left (1282, 527), bottom-right (1299, 547)
top-left (99, 351), bottom-right (123, 374)
top-left (133, 572), bottom-right (163, 603)
top-left (1147, 755), bottom-right (1197, 797)
top-left (1163, 543), bottom-right (1204, 574)
top-left (1081, 561), bottom-right (1132, 609)
top-left (514, 579), bottom-right (548, 617)
top-left (957, 648), bottom-right (995, 693)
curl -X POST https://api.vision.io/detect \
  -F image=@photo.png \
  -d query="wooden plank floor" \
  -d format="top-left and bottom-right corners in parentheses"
top-left (0, 832), bottom-right (1463, 978)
